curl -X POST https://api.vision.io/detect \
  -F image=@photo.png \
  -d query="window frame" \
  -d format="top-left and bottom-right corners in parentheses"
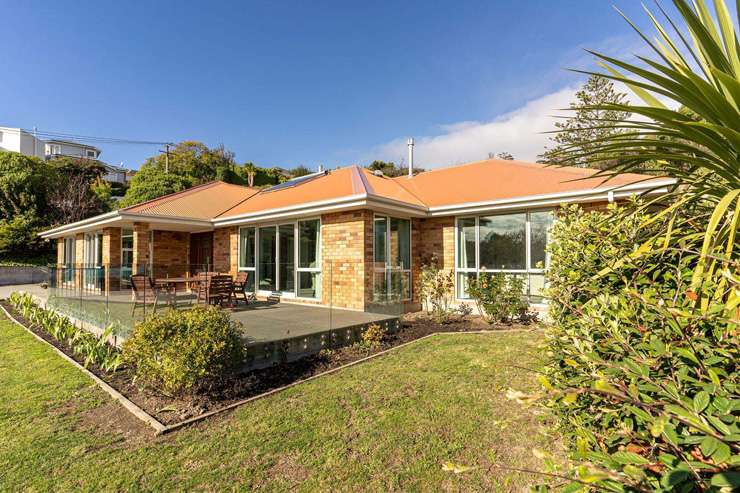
top-left (454, 209), bottom-right (553, 301)
top-left (237, 217), bottom-right (322, 300)
top-left (372, 214), bottom-right (413, 302)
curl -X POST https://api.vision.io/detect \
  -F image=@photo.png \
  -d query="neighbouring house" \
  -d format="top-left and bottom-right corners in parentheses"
top-left (38, 158), bottom-right (673, 312)
top-left (0, 126), bottom-right (129, 184)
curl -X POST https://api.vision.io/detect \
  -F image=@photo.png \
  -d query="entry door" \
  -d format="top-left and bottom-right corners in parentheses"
top-left (190, 232), bottom-right (214, 271)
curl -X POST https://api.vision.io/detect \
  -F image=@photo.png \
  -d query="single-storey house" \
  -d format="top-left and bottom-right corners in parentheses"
top-left (39, 158), bottom-right (672, 312)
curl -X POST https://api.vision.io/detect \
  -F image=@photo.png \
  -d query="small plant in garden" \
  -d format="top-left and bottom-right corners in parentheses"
top-left (7, 292), bottom-right (122, 372)
top-left (466, 272), bottom-right (529, 324)
top-left (456, 303), bottom-right (473, 318)
top-left (357, 323), bottom-right (386, 350)
top-left (122, 306), bottom-right (245, 394)
top-left (418, 257), bottom-right (455, 323)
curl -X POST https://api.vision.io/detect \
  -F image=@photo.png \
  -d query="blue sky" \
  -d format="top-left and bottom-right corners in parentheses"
top-left (1, 1), bottom-right (681, 170)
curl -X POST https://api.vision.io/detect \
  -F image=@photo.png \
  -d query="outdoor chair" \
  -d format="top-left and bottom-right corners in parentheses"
top-left (232, 271), bottom-right (256, 305)
top-left (194, 272), bottom-right (217, 304)
top-left (131, 275), bottom-right (175, 315)
top-left (207, 275), bottom-right (234, 307)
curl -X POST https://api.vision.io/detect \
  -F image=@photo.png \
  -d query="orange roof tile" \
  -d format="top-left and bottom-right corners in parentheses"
top-left (392, 159), bottom-right (664, 208)
top-left (124, 181), bottom-right (258, 219)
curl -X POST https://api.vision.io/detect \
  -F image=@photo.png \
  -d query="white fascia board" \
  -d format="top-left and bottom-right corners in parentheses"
top-left (427, 179), bottom-right (676, 216)
top-left (430, 186), bottom-right (671, 216)
top-left (215, 199), bottom-right (370, 226)
top-left (39, 211), bottom-right (121, 238)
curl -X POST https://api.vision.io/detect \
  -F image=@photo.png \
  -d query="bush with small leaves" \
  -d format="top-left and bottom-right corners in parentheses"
top-left (467, 272), bottom-right (529, 324)
top-left (122, 306), bottom-right (245, 394)
top-left (541, 203), bottom-right (739, 491)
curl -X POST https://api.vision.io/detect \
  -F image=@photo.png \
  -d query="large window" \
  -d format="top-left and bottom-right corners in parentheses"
top-left (455, 211), bottom-right (554, 301)
top-left (373, 215), bottom-right (411, 301)
top-left (238, 218), bottom-right (321, 299)
top-left (63, 237), bottom-right (75, 284)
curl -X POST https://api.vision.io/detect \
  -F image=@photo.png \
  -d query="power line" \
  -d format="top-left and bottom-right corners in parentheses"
top-left (2, 127), bottom-right (173, 146)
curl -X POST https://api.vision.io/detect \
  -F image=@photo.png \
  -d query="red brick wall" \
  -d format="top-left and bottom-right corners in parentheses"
top-left (132, 222), bottom-right (150, 275)
top-left (151, 230), bottom-right (189, 277)
top-left (418, 216), bottom-right (456, 272)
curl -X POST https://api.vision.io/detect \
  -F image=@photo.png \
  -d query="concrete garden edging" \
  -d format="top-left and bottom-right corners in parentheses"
top-left (1, 299), bottom-right (532, 435)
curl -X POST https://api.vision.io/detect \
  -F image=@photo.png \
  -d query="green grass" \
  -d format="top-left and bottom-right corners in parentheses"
top-left (0, 314), bottom-right (563, 491)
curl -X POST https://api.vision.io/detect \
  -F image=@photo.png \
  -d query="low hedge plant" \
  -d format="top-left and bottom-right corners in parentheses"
top-left (122, 306), bottom-right (245, 395)
top-left (8, 292), bottom-right (122, 372)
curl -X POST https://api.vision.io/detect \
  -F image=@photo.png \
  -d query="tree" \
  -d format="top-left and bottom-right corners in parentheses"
top-left (488, 152), bottom-right (514, 160)
top-left (118, 165), bottom-right (192, 207)
top-left (366, 160), bottom-right (425, 177)
top-left (0, 151), bottom-right (56, 220)
top-left (242, 162), bottom-right (257, 187)
top-left (539, 74), bottom-right (630, 168)
top-left (289, 165), bottom-right (312, 178)
top-left (142, 141), bottom-right (238, 184)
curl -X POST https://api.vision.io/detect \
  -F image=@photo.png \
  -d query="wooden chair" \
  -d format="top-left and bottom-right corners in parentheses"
top-left (208, 275), bottom-right (234, 307)
top-left (232, 271), bottom-right (255, 305)
top-left (195, 272), bottom-right (216, 304)
top-left (131, 275), bottom-right (174, 315)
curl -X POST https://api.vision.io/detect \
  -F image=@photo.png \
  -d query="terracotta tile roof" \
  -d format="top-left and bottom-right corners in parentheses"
top-left (123, 181), bottom-right (259, 219)
top-left (392, 159), bottom-right (664, 208)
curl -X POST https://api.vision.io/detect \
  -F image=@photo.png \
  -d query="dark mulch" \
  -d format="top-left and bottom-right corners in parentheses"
top-left (1, 300), bottom-right (535, 427)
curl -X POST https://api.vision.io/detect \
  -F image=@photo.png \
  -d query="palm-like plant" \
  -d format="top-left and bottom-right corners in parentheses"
top-left (242, 162), bottom-right (257, 187)
top-left (553, 0), bottom-right (738, 299)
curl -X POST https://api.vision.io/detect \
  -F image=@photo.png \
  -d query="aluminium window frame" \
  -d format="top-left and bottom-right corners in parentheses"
top-left (237, 217), bottom-right (322, 300)
top-left (453, 209), bottom-right (553, 301)
top-left (372, 214), bottom-right (413, 302)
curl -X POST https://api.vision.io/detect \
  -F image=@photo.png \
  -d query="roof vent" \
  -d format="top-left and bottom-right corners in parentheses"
top-left (373, 170), bottom-right (384, 177)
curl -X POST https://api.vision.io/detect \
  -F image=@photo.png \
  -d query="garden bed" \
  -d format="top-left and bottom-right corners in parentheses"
top-left (0, 300), bottom-right (535, 427)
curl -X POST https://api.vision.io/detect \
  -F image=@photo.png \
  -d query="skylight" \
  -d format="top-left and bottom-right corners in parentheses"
top-left (263, 170), bottom-right (327, 193)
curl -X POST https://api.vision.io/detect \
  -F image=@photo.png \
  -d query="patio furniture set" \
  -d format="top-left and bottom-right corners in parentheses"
top-left (131, 271), bottom-right (254, 314)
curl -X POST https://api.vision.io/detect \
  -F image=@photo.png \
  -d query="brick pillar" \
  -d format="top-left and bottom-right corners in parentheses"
top-left (102, 227), bottom-right (121, 293)
top-left (74, 233), bottom-right (84, 289)
top-left (56, 238), bottom-right (64, 287)
top-left (132, 222), bottom-right (150, 276)
top-left (213, 226), bottom-right (236, 274)
top-left (321, 210), bottom-right (372, 310)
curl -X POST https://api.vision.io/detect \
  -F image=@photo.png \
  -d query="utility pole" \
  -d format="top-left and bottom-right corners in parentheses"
top-left (165, 143), bottom-right (170, 173)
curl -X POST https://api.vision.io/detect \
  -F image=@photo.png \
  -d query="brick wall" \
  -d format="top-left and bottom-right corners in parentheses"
top-left (213, 226), bottom-right (237, 275)
top-left (102, 227), bottom-right (122, 292)
top-left (152, 230), bottom-right (189, 277)
top-left (418, 216), bottom-right (456, 272)
top-left (132, 222), bottom-right (150, 275)
top-left (322, 210), bottom-right (372, 310)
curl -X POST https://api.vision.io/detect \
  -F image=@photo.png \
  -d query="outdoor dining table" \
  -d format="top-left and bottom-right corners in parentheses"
top-left (153, 276), bottom-right (200, 291)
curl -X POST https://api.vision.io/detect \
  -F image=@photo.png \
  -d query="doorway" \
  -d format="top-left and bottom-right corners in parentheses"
top-left (257, 224), bottom-right (295, 294)
top-left (190, 232), bottom-right (214, 271)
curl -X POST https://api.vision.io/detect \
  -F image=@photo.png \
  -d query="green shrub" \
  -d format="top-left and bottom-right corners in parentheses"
top-left (8, 292), bottom-right (122, 372)
top-left (418, 257), bottom-right (455, 323)
top-left (359, 323), bottom-right (387, 350)
top-left (467, 272), bottom-right (529, 324)
top-left (541, 204), bottom-right (739, 491)
top-left (122, 306), bottom-right (245, 394)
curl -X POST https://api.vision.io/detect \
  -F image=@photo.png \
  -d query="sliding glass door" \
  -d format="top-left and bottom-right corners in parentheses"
top-left (241, 219), bottom-right (321, 299)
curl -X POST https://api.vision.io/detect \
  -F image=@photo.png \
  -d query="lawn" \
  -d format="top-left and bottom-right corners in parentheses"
top-left (0, 313), bottom-right (563, 491)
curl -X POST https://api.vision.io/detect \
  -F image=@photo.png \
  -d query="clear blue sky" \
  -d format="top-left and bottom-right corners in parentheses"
top-left (1, 1), bottom-right (681, 170)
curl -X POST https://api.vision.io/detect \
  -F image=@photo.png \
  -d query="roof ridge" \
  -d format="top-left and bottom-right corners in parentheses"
top-left (214, 187), bottom-right (263, 218)
top-left (121, 180), bottom-right (226, 212)
top-left (379, 169), bottom-right (428, 206)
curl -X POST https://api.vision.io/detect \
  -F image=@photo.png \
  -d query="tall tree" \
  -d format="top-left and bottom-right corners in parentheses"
top-left (488, 152), bottom-right (514, 160)
top-left (142, 141), bottom-right (238, 184)
top-left (118, 166), bottom-right (192, 207)
top-left (539, 75), bottom-right (630, 168)
top-left (242, 162), bottom-right (257, 187)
